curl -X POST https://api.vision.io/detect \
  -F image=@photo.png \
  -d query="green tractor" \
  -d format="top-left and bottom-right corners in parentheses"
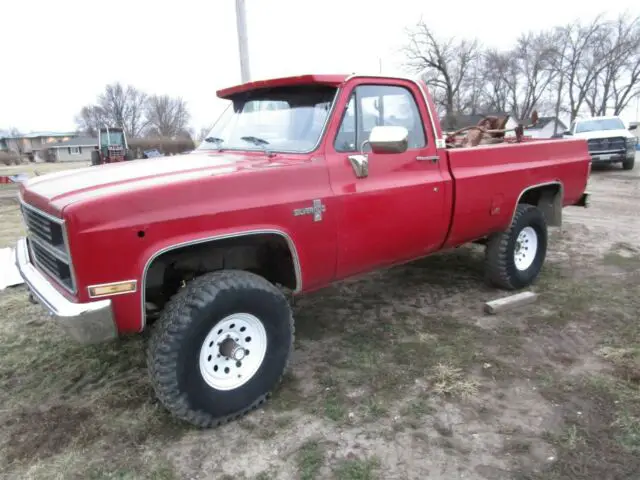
top-left (91, 127), bottom-right (134, 166)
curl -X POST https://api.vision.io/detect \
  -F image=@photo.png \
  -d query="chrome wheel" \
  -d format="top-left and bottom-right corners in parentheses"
top-left (198, 313), bottom-right (267, 391)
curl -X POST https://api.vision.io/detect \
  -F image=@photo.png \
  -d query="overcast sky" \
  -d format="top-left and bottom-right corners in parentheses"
top-left (1, 0), bottom-right (639, 134)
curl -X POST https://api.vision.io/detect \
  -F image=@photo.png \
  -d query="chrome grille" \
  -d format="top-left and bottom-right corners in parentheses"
top-left (30, 241), bottom-right (74, 290)
top-left (587, 137), bottom-right (626, 153)
top-left (21, 202), bottom-right (76, 292)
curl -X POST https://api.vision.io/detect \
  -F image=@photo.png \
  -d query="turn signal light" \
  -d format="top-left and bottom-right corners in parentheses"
top-left (88, 281), bottom-right (137, 298)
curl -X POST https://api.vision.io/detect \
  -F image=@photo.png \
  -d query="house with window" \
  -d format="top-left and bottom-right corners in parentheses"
top-left (39, 136), bottom-right (97, 162)
top-left (0, 131), bottom-right (82, 160)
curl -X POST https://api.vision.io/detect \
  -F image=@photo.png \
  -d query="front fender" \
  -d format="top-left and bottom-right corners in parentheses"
top-left (137, 224), bottom-right (303, 332)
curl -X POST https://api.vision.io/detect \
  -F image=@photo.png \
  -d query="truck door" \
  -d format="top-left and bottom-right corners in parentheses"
top-left (326, 78), bottom-right (450, 279)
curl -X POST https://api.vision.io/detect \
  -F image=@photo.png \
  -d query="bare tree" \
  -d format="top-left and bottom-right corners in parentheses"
top-left (548, 26), bottom-right (570, 135)
top-left (196, 125), bottom-right (213, 143)
top-left (481, 49), bottom-right (512, 113)
top-left (585, 14), bottom-right (640, 116)
top-left (402, 12), bottom-right (640, 131)
top-left (74, 105), bottom-right (108, 137)
top-left (145, 95), bottom-right (191, 138)
top-left (75, 83), bottom-right (148, 138)
top-left (5, 128), bottom-right (25, 159)
top-left (403, 19), bottom-right (482, 122)
top-left (556, 15), bottom-right (614, 121)
top-left (508, 31), bottom-right (558, 120)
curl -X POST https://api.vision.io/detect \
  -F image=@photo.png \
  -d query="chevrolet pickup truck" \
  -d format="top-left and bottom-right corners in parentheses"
top-left (14, 74), bottom-right (591, 428)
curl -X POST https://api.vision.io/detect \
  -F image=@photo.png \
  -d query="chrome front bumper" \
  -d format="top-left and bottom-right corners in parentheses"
top-left (14, 237), bottom-right (117, 344)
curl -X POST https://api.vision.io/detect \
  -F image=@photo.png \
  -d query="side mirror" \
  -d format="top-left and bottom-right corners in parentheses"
top-left (347, 125), bottom-right (410, 180)
top-left (563, 130), bottom-right (572, 136)
top-left (367, 125), bottom-right (409, 154)
top-left (629, 124), bottom-right (637, 131)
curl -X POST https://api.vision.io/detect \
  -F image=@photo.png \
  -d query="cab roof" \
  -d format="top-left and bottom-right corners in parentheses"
top-left (216, 74), bottom-right (349, 98)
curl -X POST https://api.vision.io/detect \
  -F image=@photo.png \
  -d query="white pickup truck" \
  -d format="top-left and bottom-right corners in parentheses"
top-left (564, 116), bottom-right (638, 170)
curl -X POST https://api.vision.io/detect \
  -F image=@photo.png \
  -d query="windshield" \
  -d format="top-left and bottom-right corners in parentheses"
top-left (197, 85), bottom-right (336, 153)
top-left (575, 118), bottom-right (625, 133)
top-left (100, 131), bottom-right (125, 146)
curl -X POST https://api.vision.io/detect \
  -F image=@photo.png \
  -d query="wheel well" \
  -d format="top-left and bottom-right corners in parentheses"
top-left (517, 183), bottom-right (562, 227)
top-left (144, 233), bottom-right (298, 318)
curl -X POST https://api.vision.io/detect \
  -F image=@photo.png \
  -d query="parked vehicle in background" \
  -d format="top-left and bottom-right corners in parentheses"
top-left (564, 116), bottom-right (638, 170)
top-left (91, 127), bottom-right (134, 165)
top-left (15, 73), bottom-right (591, 428)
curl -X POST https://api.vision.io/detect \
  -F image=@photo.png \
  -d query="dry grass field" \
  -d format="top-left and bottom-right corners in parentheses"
top-left (0, 157), bottom-right (639, 479)
top-left (0, 162), bottom-right (90, 201)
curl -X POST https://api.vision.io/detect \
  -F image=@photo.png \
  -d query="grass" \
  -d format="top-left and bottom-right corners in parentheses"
top-left (0, 199), bottom-right (24, 248)
top-left (333, 457), bottom-right (379, 480)
top-left (0, 160), bottom-right (89, 177)
top-left (430, 363), bottom-right (480, 399)
top-left (602, 242), bottom-right (640, 272)
top-left (296, 440), bottom-right (325, 480)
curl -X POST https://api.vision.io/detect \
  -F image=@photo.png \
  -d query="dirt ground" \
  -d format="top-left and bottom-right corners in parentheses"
top-left (1, 156), bottom-right (639, 480)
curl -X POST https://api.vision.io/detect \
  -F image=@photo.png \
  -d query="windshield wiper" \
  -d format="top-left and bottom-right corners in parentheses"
top-left (203, 136), bottom-right (224, 151)
top-left (240, 136), bottom-right (270, 145)
top-left (240, 136), bottom-right (275, 157)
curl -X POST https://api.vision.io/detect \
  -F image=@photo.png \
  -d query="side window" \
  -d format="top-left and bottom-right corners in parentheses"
top-left (334, 94), bottom-right (356, 152)
top-left (333, 84), bottom-right (427, 152)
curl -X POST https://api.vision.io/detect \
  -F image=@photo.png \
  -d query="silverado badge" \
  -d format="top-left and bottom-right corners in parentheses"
top-left (293, 199), bottom-right (326, 222)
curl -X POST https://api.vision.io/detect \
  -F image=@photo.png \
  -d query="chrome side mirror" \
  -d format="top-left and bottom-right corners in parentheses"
top-left (347, 126), bottom-right (410, 179)
top-left (368, 125), bottom-right (409, 154)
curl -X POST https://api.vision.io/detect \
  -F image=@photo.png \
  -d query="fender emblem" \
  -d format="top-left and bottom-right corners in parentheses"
top-left (293, 199), bottom-right (326, 222)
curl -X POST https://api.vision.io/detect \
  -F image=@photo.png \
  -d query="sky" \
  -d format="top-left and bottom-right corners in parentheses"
top-left (1, 0), bottom-right (639, 135)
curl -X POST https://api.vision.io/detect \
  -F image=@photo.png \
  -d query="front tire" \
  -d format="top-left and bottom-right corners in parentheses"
top-left (484, 203), bottom-right (548, 290)
top-left (622, 156), bottom-right (635, 170)
top-left (147, 270), bottom-right (294, 428)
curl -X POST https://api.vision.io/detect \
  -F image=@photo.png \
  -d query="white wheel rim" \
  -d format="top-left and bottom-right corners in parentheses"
top-left (198, 313), bottom-right (267, 391)
top-left (514, 226), bottom-right (538, 271)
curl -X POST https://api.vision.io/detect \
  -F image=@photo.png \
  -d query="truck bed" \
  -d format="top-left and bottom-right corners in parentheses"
top-left (441, 138), bottom-right (591, 249)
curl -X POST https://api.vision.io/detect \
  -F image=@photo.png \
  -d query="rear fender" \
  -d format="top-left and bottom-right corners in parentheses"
top-left (511, 181), bottom-right (564, 227)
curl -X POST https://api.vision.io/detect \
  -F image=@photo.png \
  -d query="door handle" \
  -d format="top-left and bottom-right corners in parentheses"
top-left (416, 155), bottom-right (439, 163)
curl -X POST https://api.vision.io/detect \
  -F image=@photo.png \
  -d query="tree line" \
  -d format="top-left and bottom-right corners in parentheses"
top-left (75, 83), bottom-right (192, 140)
top-left (403, 12), bottom-right (640, 131)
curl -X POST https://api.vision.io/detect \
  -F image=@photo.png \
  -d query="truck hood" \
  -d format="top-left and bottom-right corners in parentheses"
top-left (21, 152), bottom-right (288, 214)
top-left (571, 129), bottom-right (634, 140)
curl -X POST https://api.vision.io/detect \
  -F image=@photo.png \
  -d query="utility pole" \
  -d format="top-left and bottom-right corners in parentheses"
top-left (235, 0), bottom-right (251, 83)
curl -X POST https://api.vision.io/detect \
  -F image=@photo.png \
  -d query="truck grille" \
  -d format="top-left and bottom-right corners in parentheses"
top-left (587, 137), bottom-right (626, 153)
top-left (21, 203), bottom-right (75, 292)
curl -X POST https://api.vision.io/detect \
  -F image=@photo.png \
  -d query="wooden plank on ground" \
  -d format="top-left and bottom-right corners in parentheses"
top-left (484, 291), bottom-right (538, 315)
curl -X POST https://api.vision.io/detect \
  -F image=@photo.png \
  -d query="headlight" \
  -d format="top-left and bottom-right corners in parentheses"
top-left (627, 137), bottom-right (638, 149)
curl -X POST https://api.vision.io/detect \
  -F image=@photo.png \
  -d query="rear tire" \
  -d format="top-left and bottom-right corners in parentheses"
top-left (622, 157), bottom-right (635, 170)
top-left (484, 204), bottom-right (548, 290)
top-left (147, 270), bottom-right (294, 428)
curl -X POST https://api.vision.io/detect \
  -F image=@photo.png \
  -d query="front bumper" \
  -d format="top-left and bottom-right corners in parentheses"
top-left (589, 151), bottom-right (632, 163)
top-left (14, 237), bottom-right (117, 344)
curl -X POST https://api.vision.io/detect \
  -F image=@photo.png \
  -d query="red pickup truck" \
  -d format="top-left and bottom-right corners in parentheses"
top-left (15, 74), bottom-right (590, 428)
